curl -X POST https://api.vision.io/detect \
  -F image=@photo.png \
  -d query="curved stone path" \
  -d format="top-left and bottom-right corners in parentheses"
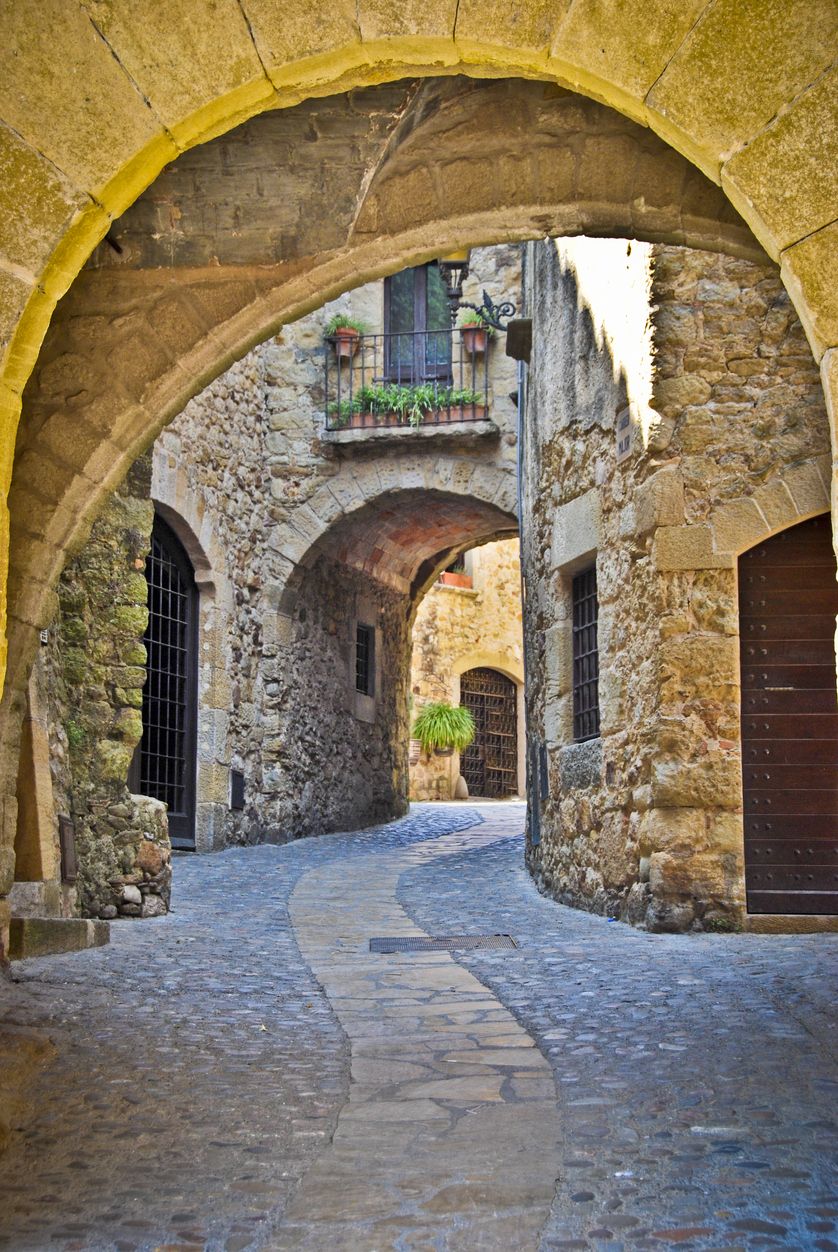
top-left (0, 802), bottom-right (835, 1251)
top-left (281, 809), bottom-right (560, 1248)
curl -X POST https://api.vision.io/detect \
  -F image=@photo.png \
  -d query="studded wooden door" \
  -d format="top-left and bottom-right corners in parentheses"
top-left (138, 516), bottom-right (199, 850)
top-left (739, 514), bottom-right (838, 914)
top-left (460, 667), bottom-right (518, 799)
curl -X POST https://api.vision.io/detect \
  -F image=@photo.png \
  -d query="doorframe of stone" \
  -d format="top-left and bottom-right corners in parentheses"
top-left (151, 453), bottom-right (236, 854)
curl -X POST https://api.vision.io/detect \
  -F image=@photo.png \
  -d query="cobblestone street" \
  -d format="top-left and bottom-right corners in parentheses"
top-left (0, 803), bottom-right (836, 1250)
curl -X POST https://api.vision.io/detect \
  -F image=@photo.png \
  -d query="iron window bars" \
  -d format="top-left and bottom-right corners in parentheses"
top-left (572, 566), bottom-right (600, 742)
top-left (355, 624), bottom-right (375, 696)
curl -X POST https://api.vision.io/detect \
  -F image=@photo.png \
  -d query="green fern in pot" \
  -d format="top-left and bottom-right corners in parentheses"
top-left (412, 701), bottom-right (475, 756)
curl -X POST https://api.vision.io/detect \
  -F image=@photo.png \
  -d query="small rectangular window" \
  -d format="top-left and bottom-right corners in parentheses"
top-left (355, 624), bottom-right (375, 696)
top-left (572, 566), bottom-right (600, 742)
top-left (230, 769), bottom-right (245, 811)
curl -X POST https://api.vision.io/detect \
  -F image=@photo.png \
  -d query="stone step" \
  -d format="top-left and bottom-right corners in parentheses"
top-left (8, 917), bottom-right (110, 960)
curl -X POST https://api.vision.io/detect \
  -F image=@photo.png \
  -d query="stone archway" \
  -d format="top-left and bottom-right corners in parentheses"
top-left (0, 10), bottom-right (836, 697)
top-left (263, 484), bottom-right (519, 837)
top-left (0, 17), bottom-right (835, 948)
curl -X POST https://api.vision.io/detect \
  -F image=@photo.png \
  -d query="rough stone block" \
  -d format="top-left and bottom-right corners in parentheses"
top-left (544, 623), bottom-right (572, 693)
top-left (751, 478), bottom-right (799, 532)
top-left (8, 916), bottom-right (109, 959)
top-left (634, 466), bottom-right (685, 537)
top-left (723, 66), bottom-right (838, 254)
top-left (559, 740), bottom-right (602, 791)
top-left (648, 0), bottom-right (836, 177)
top-left (641, 806), bottom-right (706, 855)
top-left (783, 457), bottom-right (830, 519)
top-left (653, 525), bottom-right (731, 571)
top-left (652, 373), bottom-right (711, 415)
top-left (711, 497), bottom-right (768, 556)
top-left (1, 0), bottom-right (169, 196)
top-left (551, 489), bottom-right (601, 572)
top-left (651, 753), bottom-right (741, 811)
top-left (781, 219), bottom-right (838, 361)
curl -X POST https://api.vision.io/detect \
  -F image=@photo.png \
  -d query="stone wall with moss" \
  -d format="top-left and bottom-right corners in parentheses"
top-left (47, 455), bottom-right (171, 919)
top-left (522, 238), bottom-right (830, 932)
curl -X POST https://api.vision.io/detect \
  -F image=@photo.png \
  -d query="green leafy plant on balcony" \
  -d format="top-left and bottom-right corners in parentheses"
top-left (329, 382), bottom-right (484, 429)
top-left (324, 313), bottom-right (367, 336)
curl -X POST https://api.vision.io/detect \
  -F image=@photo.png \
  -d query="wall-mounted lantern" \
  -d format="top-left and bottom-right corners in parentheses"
top-left (436, 249), bottom-right (517, 331)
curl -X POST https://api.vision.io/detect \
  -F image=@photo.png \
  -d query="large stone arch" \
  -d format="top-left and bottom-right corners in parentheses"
top-left (8, 76), bottom-right (763, 706)
top-left (1, 10), bottom-right (836, 694)
top-left (0, 15), bottom-right (835, 948)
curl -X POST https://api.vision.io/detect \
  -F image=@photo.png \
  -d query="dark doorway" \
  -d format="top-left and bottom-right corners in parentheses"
top-left (460, 667), bottom-right (519, 799)
top-left (136, 515), bottom-right (199, 850)
top-left (739, 513), bottom-right (838, 914)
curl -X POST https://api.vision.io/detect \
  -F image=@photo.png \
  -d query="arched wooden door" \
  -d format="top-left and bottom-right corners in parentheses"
top-left (739, 514), bottom-right (838, 914)
top-left (137, 516), bottom-right (199, 850)
top-left (460, 668), bottom-right (518, 799)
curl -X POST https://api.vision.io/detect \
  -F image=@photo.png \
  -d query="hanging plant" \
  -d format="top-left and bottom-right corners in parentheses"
top-left (411, 702), bottom-right (475, 756)
top-left (325, 313), bottom-right (367, 358)
top-left (456, 310), bottom-right (495, 354)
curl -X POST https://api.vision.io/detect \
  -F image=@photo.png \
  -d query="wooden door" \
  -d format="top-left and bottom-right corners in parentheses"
top-left (739, 514), bottom-right (838, 914)
top-left (460, 668), bottom-right (518, 799)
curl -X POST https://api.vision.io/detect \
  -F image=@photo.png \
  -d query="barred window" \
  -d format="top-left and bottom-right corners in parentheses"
top-left (572, 566), bottom-right (600, 741)
top-left (355, 624), bottom-right (375, 696)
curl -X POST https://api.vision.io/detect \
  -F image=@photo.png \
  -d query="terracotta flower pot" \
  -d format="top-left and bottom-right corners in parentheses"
top-left (439, 571), bottom-right (472, 588)
top-left (460, 325), bottom-right (489, 354)
top-left (333, 327), bottom-right (360, 358)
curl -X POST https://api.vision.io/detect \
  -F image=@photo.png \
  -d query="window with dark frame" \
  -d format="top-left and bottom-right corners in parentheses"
top-left (384, 263), bottom-right (451, 382)
top-left (572, 566), bottom-right (600, 742)
top-left (355, 623), bottom-right (375, 697)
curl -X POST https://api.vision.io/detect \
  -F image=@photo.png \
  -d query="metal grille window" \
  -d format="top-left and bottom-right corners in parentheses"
top-left (572, 566), bottom-right (600, 742)
top-left (138, 518), bottom-right (198, 848)
top-left (355, 624), bottom-right (375, 696)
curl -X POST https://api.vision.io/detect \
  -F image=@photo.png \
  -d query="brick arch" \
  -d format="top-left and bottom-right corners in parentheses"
top-left (277, 483), bottom-right (518, 617)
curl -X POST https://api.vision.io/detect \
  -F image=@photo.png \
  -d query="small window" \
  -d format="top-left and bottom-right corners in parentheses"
top-left (355, 624), bottom-right (375, 696)
top-left (572, 566), bottom-right (600, 741)
top-left (230, 769), bottom-right (245, 811)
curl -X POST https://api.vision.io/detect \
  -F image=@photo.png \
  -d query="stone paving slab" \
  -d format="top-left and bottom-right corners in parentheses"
top-left (279, 809), bottom-right (561, 1249)
top-left (397, 806), bottom-right (838, 1252)
top-left (0, 805), bottom-right (481, 1250)
top-left (0, 801), bottom-right (835, 1252)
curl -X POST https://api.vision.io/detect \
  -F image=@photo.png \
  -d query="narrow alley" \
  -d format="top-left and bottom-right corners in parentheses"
top-left (1, 804), bottom-right (835, 1250)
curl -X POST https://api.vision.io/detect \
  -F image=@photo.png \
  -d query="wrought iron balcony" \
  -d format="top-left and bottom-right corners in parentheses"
top-left (324, 328), bottom-right (490, 432)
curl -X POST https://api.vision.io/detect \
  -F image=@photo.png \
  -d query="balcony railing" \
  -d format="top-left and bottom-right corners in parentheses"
top-left (324, 328), bottom-right (490, 432)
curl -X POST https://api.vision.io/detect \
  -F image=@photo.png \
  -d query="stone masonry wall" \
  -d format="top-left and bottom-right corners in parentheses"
top-left (46, 455), bottom-right (171, 919)
top-left (147, 245), bottom-right (520, 847)
top-left (410, 539), bottom-right (524, 800)
top-left (523, 237), bottom-right (829, 932)
top-left (23, 245), bottom-right (518, 879)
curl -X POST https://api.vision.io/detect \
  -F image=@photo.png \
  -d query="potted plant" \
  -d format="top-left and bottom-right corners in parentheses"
top-left (411, 701), bottom-right (475, 757)
top-left (457, 310), bottom-right (494, 355)
top-left (325, 313), bottom-right (366, 359)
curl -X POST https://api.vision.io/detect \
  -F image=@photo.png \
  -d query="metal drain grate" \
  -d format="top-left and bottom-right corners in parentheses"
top-left (369, 934), bottom-right (518, 953)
